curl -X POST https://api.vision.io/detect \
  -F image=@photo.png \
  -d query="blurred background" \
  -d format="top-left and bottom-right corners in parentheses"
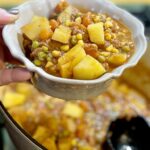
top-left (0, 0), bottom-right (150, 150)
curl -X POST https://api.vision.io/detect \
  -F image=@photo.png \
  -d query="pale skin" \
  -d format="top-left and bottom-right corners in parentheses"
top-left (0, 9), bottom-right (31, 86)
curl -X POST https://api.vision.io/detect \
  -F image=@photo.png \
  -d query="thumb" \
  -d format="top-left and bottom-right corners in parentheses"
top-left (0, 68), bottom-right (32, 86)
top-left (0, 8), bottom-right (18, 25)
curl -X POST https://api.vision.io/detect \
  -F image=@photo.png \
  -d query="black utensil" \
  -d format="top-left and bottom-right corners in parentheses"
top-left (103, 116), bottom-right (150, 150)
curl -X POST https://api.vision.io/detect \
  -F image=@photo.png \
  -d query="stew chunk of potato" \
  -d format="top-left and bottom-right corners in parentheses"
top-left (87, 23), bottom-right (105, 45)
top-left (52, 25), bottom-right (71, 44)
top-left (21, 16), bottom-right (50, 40)
top-left (73, 55), bottom-right (106, 80)
top-left (58, 44), bottom-right (86, 78)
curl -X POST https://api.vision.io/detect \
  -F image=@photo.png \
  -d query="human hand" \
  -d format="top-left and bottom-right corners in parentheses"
top-left (0, 9), bottom-right (32, 86)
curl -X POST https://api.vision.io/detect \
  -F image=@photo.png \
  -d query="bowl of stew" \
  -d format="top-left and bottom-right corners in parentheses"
top-left (2, 0), bottom-right (147, 100)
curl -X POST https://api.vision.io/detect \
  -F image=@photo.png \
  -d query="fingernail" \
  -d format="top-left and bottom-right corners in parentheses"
top-left (9, 9), bottom-right (19, 15)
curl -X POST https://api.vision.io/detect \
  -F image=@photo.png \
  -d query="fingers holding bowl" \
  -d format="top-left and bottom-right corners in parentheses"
top-left (0, 68), bottom-right (32, 86)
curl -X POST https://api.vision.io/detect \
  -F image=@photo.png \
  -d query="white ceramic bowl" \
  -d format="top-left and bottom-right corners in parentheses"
top-left (2, 0), bottom-right (147, 100)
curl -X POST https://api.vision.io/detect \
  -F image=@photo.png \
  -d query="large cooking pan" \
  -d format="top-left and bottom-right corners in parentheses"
top-left (0, 103), bottom-right (46, 150)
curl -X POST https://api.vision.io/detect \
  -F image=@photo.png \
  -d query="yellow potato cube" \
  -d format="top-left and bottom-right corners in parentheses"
top-left (21, 16), bottom-right (50, 40)
top-left (108, 53), bottom-right (127, 66)
top-left (73, 55), bottom-right (106, 80)
top-left (62, 102), bottom-right (84, 118)
top-left (33, 126), bottom-right (49, 143)
top-left (52, 25), bottom-right (71, 44)
top-left (58, 6), bottom-right (73, 24)
top-left (66, 118), bottom-right (76, 132)
top-left (2, 92), bottom-right (26, 108)
top-left (42, 138), bottom-right (57, 150)
top-left (58, 139), bottom-right (72, 150)
top-left (58, 44), bottom-right (86, 67)
top-left (58, 44), bottom-right (86, 78)
top-left (16, 83), bottom-right (31, 96)
top-left (79, 146), bottom-right (93, 150)
top-left (87, 22), bottom-right (105, 45)
top-left (60, 62), bottom-right (72, 78)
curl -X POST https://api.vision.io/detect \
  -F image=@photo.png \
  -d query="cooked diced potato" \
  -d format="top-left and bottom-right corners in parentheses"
top-left (66, 118), bottom-right (76, 132)
top-left (60, 62), bottom-right (72, 78)
top-left (58, 6), bottom-right (73, 24)
top-left (73, 55), bottom-right (106, 80)
top-left (79, 146), bottom-right (93, 150)
top-left (108, 53), bottom-right (127, 66)
top-left (58, 44), bottom-right (86, 67)
top-left (58, 139), bottom-right (72, 150)
top-left (87, 23), bottom-right (104, 45)
top-left (2, 92), bottom-right (26, 108)
top-left (52, 25), bottom-right (71, 44)
top-left (58, 44), bottom-right (86, 78)
top-left (33, 126), bottom-right (49, 143)
top-left (42, 138), bottom-right (57, 150)
top-left (21, 16), bottom-right (50, 40)
top-left (62, 102), bottom-right (84, 118)
top-left (16, 83), bottom-right (31, 96)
